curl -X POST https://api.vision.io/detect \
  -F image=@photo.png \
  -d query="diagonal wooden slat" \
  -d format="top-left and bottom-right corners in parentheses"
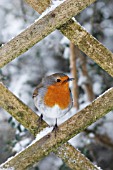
top-left (59, 19), bottom-right (113, 77)
top-left (25, 0), bottom-right (51, 13)
top-left (0, 0), bottom-right (96, 68)
top-left (0, 83), bottom-right (47, 135)
top-left (1, 87), bottom-right (113, 169)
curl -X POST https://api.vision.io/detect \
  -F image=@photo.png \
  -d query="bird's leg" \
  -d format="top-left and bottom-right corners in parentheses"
top-left (37, 114), bottom-right (43, 128)
top-left (52, 118), bottom-right (59, 137)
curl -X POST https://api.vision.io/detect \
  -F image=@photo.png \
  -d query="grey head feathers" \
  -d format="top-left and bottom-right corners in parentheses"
top-left (42, 73), bottom-right (67, 86)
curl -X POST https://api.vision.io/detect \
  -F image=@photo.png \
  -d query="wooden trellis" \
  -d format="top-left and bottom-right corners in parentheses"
top-left (0, 0), bottom-right (113, 169)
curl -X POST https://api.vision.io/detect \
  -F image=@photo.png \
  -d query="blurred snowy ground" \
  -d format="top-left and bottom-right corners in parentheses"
top-left (1, 0), bottom-right (113, 170)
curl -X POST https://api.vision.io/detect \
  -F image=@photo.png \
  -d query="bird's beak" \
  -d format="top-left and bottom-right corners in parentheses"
top-left (64, 78), bottom-right (75, 83)
top-left (68, 78), bottom-right (75, 81)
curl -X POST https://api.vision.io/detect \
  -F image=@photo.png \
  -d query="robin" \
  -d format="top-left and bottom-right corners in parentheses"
top-left (33, 73), bottom-right (74, 135)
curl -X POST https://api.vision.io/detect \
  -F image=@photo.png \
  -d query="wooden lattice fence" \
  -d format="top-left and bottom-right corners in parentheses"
top-left (0, 0), bottom-right (113, 169)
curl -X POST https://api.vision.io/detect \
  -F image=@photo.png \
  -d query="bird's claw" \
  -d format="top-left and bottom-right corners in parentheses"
top-left (52, 123), bottom-right (59, 138)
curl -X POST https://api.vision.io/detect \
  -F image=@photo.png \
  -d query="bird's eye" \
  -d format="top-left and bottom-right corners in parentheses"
top-left (57, 79), bottom-right (61, 82)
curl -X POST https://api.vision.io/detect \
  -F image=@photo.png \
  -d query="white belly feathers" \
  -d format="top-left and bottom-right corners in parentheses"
top-left (34, 95), bottom-right (72, 119)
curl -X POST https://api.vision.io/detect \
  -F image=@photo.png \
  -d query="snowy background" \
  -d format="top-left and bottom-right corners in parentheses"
top-left (0, 0), bottom-right (113, 169)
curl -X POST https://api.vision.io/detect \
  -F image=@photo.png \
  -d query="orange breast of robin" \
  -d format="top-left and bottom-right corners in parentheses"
top-left (44, 83), bottom-right (71, 110)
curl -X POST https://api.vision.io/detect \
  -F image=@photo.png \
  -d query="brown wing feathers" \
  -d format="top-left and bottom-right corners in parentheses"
top-left (32, 83), bottom-right (42, 98)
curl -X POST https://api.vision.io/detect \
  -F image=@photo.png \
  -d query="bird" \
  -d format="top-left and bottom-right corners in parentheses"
top-left (33, 73), bottom-right (74, 136)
